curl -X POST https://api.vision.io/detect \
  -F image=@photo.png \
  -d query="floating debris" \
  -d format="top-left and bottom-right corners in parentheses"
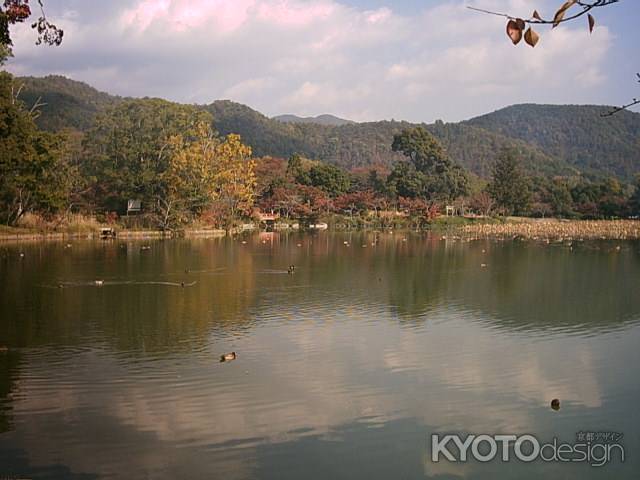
top-left (0, 346), bottom-right (8, 353)
top-left (94, 280), bottom-right (104, 286)
top-left (551, 398), bottom-right (560, 411)
top-left (220, 352), bottom-right (237, 363)
top-left (140, 245), bottom-right (151, 251)
top-left (288, 265), bottom-right (296, 275)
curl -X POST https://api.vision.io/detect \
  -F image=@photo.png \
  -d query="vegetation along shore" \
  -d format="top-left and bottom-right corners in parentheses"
top-left (2, 74), bottom-right (640, 237)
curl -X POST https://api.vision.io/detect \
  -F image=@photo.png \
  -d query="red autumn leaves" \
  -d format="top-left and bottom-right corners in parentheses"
top-left (3, 0), bottom-right (31, 23)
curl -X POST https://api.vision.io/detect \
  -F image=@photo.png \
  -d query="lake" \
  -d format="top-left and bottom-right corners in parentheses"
top-left (1, 232), bottom-right (639, 479)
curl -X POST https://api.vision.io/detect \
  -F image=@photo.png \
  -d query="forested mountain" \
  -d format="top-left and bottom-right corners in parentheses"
top-left (16, 75), bottom-right (122, 131)
top-left (467, 104), bottom-right (640, 180)
top-left (209, 100), bottom-right (573, 177)
top-left (273, 113), bottom-right (355, 126)
top-left (14, 74), bottom-right (638, 180)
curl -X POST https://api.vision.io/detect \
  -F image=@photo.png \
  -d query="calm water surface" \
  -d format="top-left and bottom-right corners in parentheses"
top-left (1, 233), bottom-right (639, 479)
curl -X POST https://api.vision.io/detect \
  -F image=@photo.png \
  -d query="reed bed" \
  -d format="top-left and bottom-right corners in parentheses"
top-left (461, 219), bottom-right (640, 240)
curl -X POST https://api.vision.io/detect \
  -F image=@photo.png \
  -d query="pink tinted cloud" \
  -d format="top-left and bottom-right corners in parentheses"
top-left (257, 1), bottom-right (335, 26)
top-left (122, 0), bottom-right (335, 33)
top-left (122, 0), bottom-right (255, 33)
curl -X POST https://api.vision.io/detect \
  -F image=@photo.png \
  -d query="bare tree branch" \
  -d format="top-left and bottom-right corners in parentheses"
top-left (601, 73), bottom-right (640, 117)
top-left (467, 1), bottom-right (621, 26)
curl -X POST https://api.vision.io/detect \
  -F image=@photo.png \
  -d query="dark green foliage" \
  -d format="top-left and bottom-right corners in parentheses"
top-left (0, 72), bottom-right (75, 224)
top-left (530, 177), bottom-right (577, 218)
top-left (274, 114), bottom-right (355, 126)
top-left (425, 120), bottom-right (575, 178)
top-left (82, 98), bottom-right (212, 212)
top-left (487, 150), bottom-right (531, 215)
top-left (467, 104), bottom-right (640, 181)
top-left (386, 162), bottom-right (427, 199)
top-left (392, 126), bottom-right (447, 172)
top-left (16, 75), bottom-right (122, 131)
top-left (306, 163), bottom-right (351, 196)
top-left (567, 178), bottom-right (628, 218)
top-left (629, 176), bottom-right (640, 217)
top-left (16, 76), bottom-right (640, 182)
top-left (389, 127), bottom-right (469, 201)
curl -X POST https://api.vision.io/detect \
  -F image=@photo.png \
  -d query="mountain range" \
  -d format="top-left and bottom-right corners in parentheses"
top-left (273, 114), bottom-right (355, 126)
top-left (14, 74), bottom-right (640, 181)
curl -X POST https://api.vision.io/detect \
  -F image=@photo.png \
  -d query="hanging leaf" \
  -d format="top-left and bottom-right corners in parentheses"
top-left (552, 0), bottom-right (578, 28)
top-left (506, 20), bottom-right (523, 45)
top-left (515, 18), bottom-right (526, 31)
top-left (588, 14), bottom-right (595, 33)
top-left (532, 10), bottom-right (542, 21)
top-left (524, 27), bottom-right (540, 47)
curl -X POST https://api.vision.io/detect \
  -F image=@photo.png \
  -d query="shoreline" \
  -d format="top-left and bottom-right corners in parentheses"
top-left (1, 219), bottom-right (640, 242)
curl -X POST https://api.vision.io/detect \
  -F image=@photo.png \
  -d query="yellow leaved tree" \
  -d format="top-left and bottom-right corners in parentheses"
top-left (159, 122), bottom-right (256, 230)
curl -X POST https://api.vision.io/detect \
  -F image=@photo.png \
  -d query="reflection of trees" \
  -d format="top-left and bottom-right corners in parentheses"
top-left (458, 242), bottom-right (640, 333)
top-left (1, 235), bottom-right (639, 355)
top-left (0, 240), bottom-right (259, 354)
top-left (0, 350), bottom-right (20, 433)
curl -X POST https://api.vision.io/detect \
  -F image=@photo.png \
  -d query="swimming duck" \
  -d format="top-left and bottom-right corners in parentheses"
top-left (220, 352), bottom-right (237, 362)
top-left (288, 265), bottom-right (295, 274)
top-left (551, 398), bottom-right (560, 411)
top-left (94, 280), bottom-right (104, 286)
top-left (141, 245), bottom-right (151, 251)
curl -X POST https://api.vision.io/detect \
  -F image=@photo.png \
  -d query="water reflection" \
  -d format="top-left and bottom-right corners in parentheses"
top-left (0, 233), bottom-right (638, 479)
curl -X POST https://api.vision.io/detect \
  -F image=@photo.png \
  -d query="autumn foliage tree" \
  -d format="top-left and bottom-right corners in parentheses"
top-left (0, 0), bottom-right (62, 59)
top-left (156, 124), bottom-right (256, 229)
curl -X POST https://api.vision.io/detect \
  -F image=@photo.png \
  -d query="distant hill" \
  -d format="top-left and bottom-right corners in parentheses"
top-left (467, 104), bottom-right (640, 180)
top-left (16, 75), bottom-right (122, 131)
top-left (209, 100), bottom-right (572, 177)
top-left (274, 113), bottom-right (355, 126)
top-left (13, 74), bottom-right (638, 180)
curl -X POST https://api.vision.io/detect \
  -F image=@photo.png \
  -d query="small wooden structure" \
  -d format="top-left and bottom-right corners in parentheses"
top-left (257, 210), bottom-right (280, 229)
top-left (100, 227), bottom-right (116, 239)
top-left (127, 199), bottom-right (142, 215)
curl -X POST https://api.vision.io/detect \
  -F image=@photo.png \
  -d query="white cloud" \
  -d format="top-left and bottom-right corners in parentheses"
top-left (5, 0), bottom-right (617, 122)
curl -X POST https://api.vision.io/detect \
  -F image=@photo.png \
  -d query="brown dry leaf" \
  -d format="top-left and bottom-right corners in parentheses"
top-left (532, 10), bottom-right (542, 21)
top-left (506, 20), bottom-right (523, 45)
top-left (524, 27), bottom-right (540, 47)
top-left (553, 0), bottom-right (578, 28)
top-left (588, 14), bottom-right (595, 33)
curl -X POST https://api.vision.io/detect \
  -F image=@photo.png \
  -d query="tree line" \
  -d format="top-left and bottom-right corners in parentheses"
top-left (1, 71), bottom-right (639, 231)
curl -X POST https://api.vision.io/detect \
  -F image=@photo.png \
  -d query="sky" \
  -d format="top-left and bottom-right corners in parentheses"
top-left (5, 0), bottom-right (639, 123)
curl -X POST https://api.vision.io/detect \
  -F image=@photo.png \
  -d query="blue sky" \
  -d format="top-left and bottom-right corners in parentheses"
top-left (5, 0), bottom-right (639, 122)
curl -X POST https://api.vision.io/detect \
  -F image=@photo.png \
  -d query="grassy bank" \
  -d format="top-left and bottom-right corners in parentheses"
top-left (3, 213), bottom-right (640, 242)
top-left (459, 218), bottom-right (640, 240)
